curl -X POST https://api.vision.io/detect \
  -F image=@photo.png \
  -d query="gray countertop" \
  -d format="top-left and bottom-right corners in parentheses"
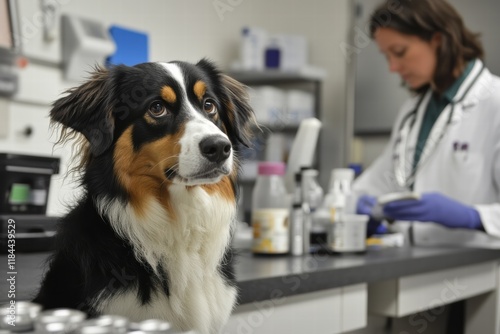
top-left (2, 247), bottom-right (500, 305)
top-left (235, 246), bottom-right (500, 304)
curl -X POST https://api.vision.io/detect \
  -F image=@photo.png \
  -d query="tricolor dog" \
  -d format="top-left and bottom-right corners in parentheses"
top-left (34, 59), bottom-right (254, 334)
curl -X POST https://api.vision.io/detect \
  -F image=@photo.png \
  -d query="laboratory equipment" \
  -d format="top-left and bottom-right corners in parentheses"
top-left (329, 214), bottom-right (369, 253)
top-left (61, 14), bottom-right (116, 82)
top-left (0, 153), bottom-right (60, 252)
top-left (284, 118), bottom-right (322, 193)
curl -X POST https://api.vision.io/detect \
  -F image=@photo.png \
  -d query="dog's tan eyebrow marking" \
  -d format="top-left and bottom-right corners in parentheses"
top-left (193, 80), bottom-right (207, 101)
top-left (161, 86), bottom-right (177, 104)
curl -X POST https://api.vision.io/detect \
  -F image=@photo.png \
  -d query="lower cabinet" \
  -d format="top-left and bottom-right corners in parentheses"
top-left (368, 261), bottom-right (497, 318)
top-left (223, 283), bottom-right (367, 334)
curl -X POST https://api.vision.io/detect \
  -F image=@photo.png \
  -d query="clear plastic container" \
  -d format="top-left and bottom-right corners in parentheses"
top-left (324, 168), bottom-right (364, 253)
top-left (251, 162), bottom-right (290, 255)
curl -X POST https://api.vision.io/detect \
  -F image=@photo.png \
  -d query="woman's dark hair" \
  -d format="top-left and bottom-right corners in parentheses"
top-left (369, 0), bottom-right (484, 94)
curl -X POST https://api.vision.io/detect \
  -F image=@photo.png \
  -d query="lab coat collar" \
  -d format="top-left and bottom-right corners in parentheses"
top-left (452, 58), bottom-right (487, 106)
top-left (442, 59), bottom-right (476, 103)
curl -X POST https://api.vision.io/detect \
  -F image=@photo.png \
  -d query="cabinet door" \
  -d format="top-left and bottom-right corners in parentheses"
top-left (225, 288), bottom-right (343, 334)
top-left (0, 102), bottom-right (53, 154)
top-left (368, 261), bottom-right (497, 318)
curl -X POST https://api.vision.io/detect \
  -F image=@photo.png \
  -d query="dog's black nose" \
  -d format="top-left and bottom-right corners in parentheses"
top-left (199, 135), bottom-right (231, 163)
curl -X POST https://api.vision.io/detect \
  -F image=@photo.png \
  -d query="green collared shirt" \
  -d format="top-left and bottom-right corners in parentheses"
top-left (412, 59), bottom-right (476, 169)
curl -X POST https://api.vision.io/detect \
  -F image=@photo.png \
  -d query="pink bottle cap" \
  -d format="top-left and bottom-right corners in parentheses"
top-left (258, 162), bottom-right (286, 176)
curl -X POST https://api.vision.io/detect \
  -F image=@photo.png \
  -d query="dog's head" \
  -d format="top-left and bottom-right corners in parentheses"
top-left (51, 60), bottom-right (254, 190)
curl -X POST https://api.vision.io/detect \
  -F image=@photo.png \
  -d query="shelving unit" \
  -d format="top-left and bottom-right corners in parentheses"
top-left (227, 68), bottom-right (325, 221)
top-left (227, 69), bottom-right (325, 122)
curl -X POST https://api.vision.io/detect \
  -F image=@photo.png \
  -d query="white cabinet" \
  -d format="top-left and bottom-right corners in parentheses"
top-left (368, 261), bottom-right (497, 318)
top-left (0, 101), bottom-right (53, 154)
top-left (225, 283), bottom-right (366, 334)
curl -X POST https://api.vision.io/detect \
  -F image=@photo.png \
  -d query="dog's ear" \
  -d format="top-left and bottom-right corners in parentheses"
top-left (220, 74), bottom-right (255, 147)
top-left (50, 67), bottom-right (115, 156)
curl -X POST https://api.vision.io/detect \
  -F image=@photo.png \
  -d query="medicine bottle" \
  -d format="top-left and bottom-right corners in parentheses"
top-left (325, 168), bottom-right (357, 252)
top-left (251, 162), bottom-right (290, 255)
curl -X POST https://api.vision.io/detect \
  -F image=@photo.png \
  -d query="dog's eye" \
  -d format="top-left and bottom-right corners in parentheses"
top-left (148, 101), bottom-right (169, 118)
top-left (203, 99), bottom-right (217, 116)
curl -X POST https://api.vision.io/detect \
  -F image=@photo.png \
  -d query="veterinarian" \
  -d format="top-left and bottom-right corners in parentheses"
top-left (353, 0), bottom-right (500, 239)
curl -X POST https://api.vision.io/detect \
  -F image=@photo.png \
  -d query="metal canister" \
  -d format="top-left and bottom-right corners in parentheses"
top-left (138, 319), bottom-right (172, 333)
top-left (76, 315), bottom-right (129, 334)
top-left (75, 320), bottom-right (114, 334)
top-left (0, 301), bottom-right (42, 332)
top-left (34, 309), bottom-right (86, 333)
top-left (97, 315), bottom-right (129, 333)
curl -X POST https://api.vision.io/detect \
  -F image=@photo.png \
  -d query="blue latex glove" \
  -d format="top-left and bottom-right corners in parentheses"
top-left (356, 195), bottom-right (387, 236)
top-left (383, 192), bottom-right (483, 230)
top-left (356, 194), bottom-right (377, 216)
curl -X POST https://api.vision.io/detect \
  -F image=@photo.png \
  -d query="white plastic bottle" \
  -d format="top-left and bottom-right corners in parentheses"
top-left (251, 162), bottom-right (290, 255)
top-left (301, 168), bottom-right (324, 252)
top-left (290, 172), bottom-right (305, 256)
top-left (324, 168), bottom-right (355, 221)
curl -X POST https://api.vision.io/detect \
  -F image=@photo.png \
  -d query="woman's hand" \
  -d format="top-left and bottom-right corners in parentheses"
top-left (383, 192), bottom-right (483, 230)
top-left (356, 195), bottom-right (387, 236)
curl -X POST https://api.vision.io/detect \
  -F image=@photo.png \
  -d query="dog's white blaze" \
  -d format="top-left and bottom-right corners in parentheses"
top-left (160, 62), bottom-right (233, 184)
top-left (161, 62), bottom-right (187, 92)
top-left (95, 186), bottom-right (237, 334)
top-left (179, 118), bottom-right (233, 180)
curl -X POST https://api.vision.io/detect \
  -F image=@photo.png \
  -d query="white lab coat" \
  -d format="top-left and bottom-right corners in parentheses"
top-left (353, 59), bottom-right (500, 239)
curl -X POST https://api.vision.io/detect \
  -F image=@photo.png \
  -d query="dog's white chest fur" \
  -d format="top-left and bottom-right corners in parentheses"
top-left (95, 185), bottom-right (237, 334)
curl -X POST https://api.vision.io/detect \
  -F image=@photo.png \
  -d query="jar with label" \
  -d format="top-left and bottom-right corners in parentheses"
top-left (251, 162), bottom-right (290, 255)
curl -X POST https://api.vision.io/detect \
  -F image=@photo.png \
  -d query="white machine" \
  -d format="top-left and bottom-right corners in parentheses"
top-left (61, 14), bottom-right (115, 82)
